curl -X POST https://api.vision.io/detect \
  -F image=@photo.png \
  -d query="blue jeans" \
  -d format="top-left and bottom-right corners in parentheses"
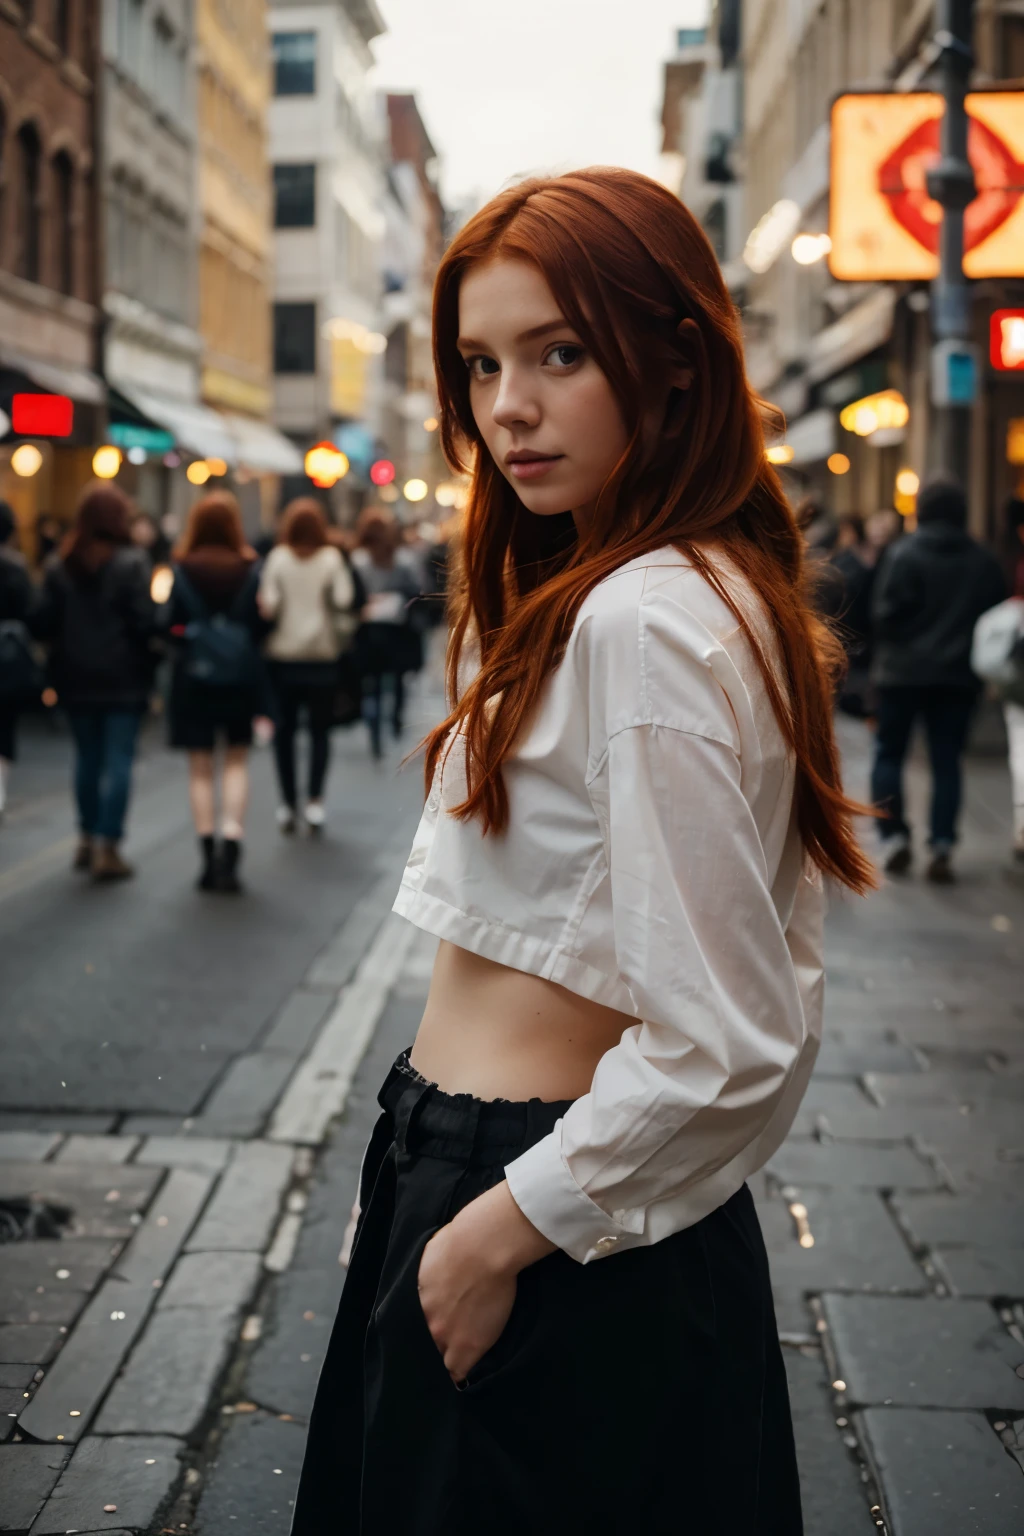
top-left (67, 709), bottom-right (142, 842)
top-left (871, 685), bottom-right (975, 850)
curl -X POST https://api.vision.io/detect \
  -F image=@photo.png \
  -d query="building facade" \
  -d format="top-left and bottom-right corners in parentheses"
top-left (268, 0), bottom-right (386, 510)
top-left (0, 0), bottom-right (104, 546)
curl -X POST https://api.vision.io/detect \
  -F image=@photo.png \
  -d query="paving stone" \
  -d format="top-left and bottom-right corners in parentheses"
top-left (55, 1137), bottom-right (139, 1165)
top-left (821, 1295), bottom-right (1024, 1410)
top-left (193, 1412), bottom-right (305, 1535)
top-left (185, 1142), bottom-right (293, 1253)
top-left (0, 1325), bottom-right (65, 1365)
top-left (857, 1408), bottom-right (1024, 1535)
top-left (95, 1305), bottom-right (241, 1437)
top-left (937, 1246), bottom-right (1024, 1298)
top-left (135, 1136), bottom-right (234, 1174)
top-left (784, 1349), bottom-right (873, 1535)
top-left (0, 1116), bottom-right (115, 1135)
top-left (28, 1433), bottom-right (183, 1534)
top-left (118, 1116), bottom-right (186, 1137)
top-left (0, 1241), bottom-right (122, 1331)
top-left (17, 1170), bottom-right (212, 1444)
top-left (892, 1191), bottom-right (1024, 1249)
top-left (768, 1141), bottom-right (940, 1191)
top-left (189, 1054), bottom-right (296, 1138)
top-left (866, 1070), bottom-right (1024, 1106)
top-left (154, 1249), bottom-right (262, 1311)
top-left (815, 1101), bottom-right (1018, 1146)
top-left (304, 871), bottom-right (396, 990)
top-left (0, 1135), bottom-right (61, 1163)
top-left (760, 1189), bottom-right (925, 1297)
top-left (791, 1080), bottom-right (876, 1135)
top-left (814, 1041), bottom-right (923, 1076)
top-left (0, 1164), bottom-right (161, 1241)
top-left (0, 1364), bottom-right (36, 1390)
top-left (259, 989), bottom-right (335, 1056)
top-left (0, 1443), bottom-right (69, 1532)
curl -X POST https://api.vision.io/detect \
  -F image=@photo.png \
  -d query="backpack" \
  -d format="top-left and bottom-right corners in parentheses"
top-left (174, 566), bottom-right (260, 690)
top-left (0, 620), bottom-right (44, 703)
top-left (971, 598), bottom-right (1024, 706)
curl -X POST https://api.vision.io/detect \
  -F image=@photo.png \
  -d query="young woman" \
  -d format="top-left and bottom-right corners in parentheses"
top-left (351, 509), bottom-right (423, 756)
top-left (259, 498), bottom-right (355, 833)
top-left (32, 484), bottom-right (156, 879)
top-left (292, 167), bottom-right (873, 1536)
top-left (165, 491), bottom-right (265, 892)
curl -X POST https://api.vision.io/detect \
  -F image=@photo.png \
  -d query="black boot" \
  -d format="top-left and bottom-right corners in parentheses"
top-left (217, 838), bottom-right (243, 893)
top-left (197, 835), bottom-right (218, 891)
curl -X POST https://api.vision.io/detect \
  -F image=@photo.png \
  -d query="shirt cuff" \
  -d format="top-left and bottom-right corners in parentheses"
top-left (504, 1124), bottom-right (644, 1265)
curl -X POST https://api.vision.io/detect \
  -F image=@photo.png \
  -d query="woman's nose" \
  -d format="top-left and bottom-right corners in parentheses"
top-left (491, 368), bottom-right (541, 431)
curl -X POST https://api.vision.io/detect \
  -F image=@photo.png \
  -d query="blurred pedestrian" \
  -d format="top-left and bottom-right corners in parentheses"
top-left (292, 166), bottom-right (874, 1536)
top-left (30, 484), bottom-right (157, 879)
top-left (351, 510), bottom-right (423, 757)
top-left (259, 497), bottom-right (356, 834)
top-left (863, 507), bottom-right (902, 566)
top-left (0, 500), bottom-right (36, 819)
top-left (828, 513), bottom-right (874, 716)
top-left (35, 514), bottom-right (62, 565)
top-left (870, 477), bottom-right (1005, 882)
top-left (129, 512), bottom-right (170, 567)
top-left (972, 499), bottom-right (1024, 862)
top-left (165, 491), bottom-right (265, 893)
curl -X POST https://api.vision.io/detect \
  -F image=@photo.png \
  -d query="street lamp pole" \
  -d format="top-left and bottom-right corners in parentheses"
top-left (926, 0), bottom-right (977, 488)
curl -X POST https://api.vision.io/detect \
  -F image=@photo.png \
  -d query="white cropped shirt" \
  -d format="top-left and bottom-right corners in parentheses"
top-left (393, 547), bottom-right (825, 1265)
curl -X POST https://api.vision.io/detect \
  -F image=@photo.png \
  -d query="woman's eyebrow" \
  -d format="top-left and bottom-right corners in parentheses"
top-left (455, 318), bottom-right (574, 353)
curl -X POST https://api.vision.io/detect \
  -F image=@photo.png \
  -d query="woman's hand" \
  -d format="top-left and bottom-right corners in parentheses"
top-left (417, 1181), bottom-right (555, 1384)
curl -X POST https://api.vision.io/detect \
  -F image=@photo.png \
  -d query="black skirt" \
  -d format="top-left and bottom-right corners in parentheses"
top-left (291, 1051), bottom-right (802, 1536)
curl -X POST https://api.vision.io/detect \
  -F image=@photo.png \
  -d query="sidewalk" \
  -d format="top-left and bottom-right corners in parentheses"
top-left (1, 716), bottom-right (1021, 1534)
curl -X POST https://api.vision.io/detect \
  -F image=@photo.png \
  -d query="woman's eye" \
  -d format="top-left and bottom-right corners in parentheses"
top-left (467, 355), bottom-right (499, 379)
top-left (545, 344), bottom-right (584, 370)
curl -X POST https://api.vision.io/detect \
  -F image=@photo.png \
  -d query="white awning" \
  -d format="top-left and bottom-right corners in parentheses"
top-left (0, 345), bottom-right (105, 404)
top-left (784, 408), bottom-right (837, 466)
top-left (219, 413), bottom-right (303, 474)
top-left (118, 385), bottom-right (238, 464)
top-left (805, 289), bottom-right (897, 386)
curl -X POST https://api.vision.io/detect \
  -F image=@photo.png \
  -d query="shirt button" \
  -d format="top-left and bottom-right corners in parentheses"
top-left (594, 1234), bottom-right (619, 1254)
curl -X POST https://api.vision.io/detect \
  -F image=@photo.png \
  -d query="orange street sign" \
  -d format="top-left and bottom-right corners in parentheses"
top-left (829, 91), bottom-right (1024, 281)
top-left (991, 310), bottom-right (1024, 371)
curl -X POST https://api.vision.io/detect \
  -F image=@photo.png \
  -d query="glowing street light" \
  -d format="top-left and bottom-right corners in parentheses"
top-left (827, 452), bottom-right (851, 475)
top-left (370, 459), bottom-right (396, 486)
top-left (895, 468), bottom-right (920, 497)
top-left (186, 460), bottom-right (211, 486)
top-left (92, 445), bottom-right (122, 479)
top-left (403, 478), bottom-right (428, 502)
top-left (11, 443), bottom-right (43, 477)
top-left (791, 232), bottom-right (832, 266)
top-left (423, 416), bottom-right (439, 432)
top-left (304, 442), bottom-right (349, 488)
top-left (765, 444), bottom-right (795, 465)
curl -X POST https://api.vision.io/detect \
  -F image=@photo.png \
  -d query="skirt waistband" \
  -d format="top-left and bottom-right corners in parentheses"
top-left (378, 1049), bottom-right (573, 1165)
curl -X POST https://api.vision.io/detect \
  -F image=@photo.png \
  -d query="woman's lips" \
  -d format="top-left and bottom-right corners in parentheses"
top-left (507, 455), bottom-right (562, 481)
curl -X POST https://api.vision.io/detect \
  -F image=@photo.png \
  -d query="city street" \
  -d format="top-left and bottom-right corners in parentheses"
top-left (0, 698), bottom-right (1021, 1535)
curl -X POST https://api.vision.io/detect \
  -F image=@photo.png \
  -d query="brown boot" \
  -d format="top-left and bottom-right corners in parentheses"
top-left (92, 841), bottom-right (135, 881)
top-left (72, 836), bottom-right (94, 871)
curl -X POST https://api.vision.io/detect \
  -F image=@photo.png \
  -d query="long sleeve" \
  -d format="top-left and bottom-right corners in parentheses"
top-left (504, 720), bottom-right (821, 1264)
top-left (258, 548), bottom-right (283, 620)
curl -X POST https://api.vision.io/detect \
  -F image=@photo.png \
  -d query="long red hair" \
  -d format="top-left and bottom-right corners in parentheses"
top-left (424, 167), bottom-right (873, 894)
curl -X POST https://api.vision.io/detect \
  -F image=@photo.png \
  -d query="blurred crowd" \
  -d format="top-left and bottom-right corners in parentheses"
top-left (0, 484), bottom-right (447, 892)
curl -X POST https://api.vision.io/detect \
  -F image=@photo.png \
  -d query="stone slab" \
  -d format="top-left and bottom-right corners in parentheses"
top-left (95, 1305), bottom-right (241, 1437)
top-left (55, 1137), bottom-right (139, 1165)
top-left (936, 1246), bottom-right (1024, 1299)
top-left (17, 1170), bottom-right (212, 1443)
top-left (303, 870), bottom-right (397, 990)
top-left (822, 1295), bottom-right (1024, 1410)
top-left (28, 1434), bottom-right (183, 1534)
top-left (858, 1408), bottom-right (1024, 1535)
top-left (866, 1070), bottom-right (1024, 1106)
top-left (0, 1135), bottom-right (61, 1163)
top-left (0, 1116), bottom-right (115, 1135)
top-left (190, 1053), bottom-right (297, 1138)
top-left (259, 989), bottom-right (335, 1057)
top-left (814, 1101), bottom-right (1018, 1146)
top-left (192, 1412), bottom-right (305, 1535)
top-left (760, 1189), bottom-right (925, 1296)
top-left (814, 1042), bottom-right (923, 1076)
top-left (784, 1349), bottom-right (873, 1535)
top-left (118, 1116), bottom-right (186, 1137)
top-left (0, 1325), bottom-right (65, 1365)
top-left (0, 1444), bottom-right (69, 1533)
top-left (185, 1142), bottom-right (293, 1253)
top-left (155, 1250), bottom-right (263, 1311)
top-left (0, 1164), bottom-right (161, 1241)
top-left (768, 1141), bottom-right (940, 1191)
top-left (0, 1364), bottom-right (36, 1390)
top-left (892, 1191), bottom-right (1024, 1249)
top-left (0, 1240), bottom-right (121, 1298)
top-left (135, 1136), bottom-right (234, 1174)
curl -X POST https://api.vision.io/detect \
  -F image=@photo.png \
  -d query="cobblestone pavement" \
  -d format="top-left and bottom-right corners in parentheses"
top-left (1, 706), bottom-right (1021, 1535)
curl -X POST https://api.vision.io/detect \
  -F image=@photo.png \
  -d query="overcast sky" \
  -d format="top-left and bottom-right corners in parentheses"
top-left (371, 0), bottom-right (708, 209)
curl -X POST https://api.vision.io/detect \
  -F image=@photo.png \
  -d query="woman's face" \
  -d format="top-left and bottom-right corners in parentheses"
top-left (457, 258), bottom-right (629, 522)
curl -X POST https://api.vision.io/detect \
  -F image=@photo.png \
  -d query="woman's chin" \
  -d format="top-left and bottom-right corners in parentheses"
top-left (512, 485), bottom-right (578, 518)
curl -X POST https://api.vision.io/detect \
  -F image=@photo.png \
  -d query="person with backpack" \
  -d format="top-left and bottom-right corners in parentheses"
top-left (350, 509), bottom-right (424, 758)
top-left (258, 498), bottom-right (357, 834)
top-left (30, 484), bottom-right (158, 879)
top-left (0, 500), bottom-right (37, 820)
top-left (164, 491), bottom-right (266, 892)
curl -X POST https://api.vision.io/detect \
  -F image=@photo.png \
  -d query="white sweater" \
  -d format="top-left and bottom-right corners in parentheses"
top-left (259, 544), bottom-right (355, 662)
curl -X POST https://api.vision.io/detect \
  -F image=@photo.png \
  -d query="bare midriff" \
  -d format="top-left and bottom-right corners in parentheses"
top-left (409, 940), bottom-right (632, 1103)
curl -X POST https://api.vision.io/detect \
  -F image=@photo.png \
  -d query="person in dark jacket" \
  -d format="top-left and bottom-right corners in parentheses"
top-left (0, 500), bottom-right (35, 818)
top-left (31, 483), bottom-right (157, 879)
top-left (870, 477), bottom-right (1005, 882)
top-left (165, 491), bottom-right (265, 892)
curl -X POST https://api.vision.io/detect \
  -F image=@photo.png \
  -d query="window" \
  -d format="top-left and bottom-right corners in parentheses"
top-left (272, 32), bottom-right (315, 95)
top-left (154, 20), bottom-right (185, 116)
top-left (274, 163), bottom-right (315, 228)
top-left (54, 153), bottom-right (74, 295)
top-left (55, 0), bottom-right (72, 55)
top-left (117, 0), bottom-right (143, 75)
top-left (18, 124), bottom-right (42, 284)
top-left (274, 302), bottom-right (317, 373)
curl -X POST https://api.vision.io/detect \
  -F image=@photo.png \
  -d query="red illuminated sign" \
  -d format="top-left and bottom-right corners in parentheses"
top-left (991, 309), bottom-right (1024, 371)
top-left (370, 458), bottom-right (396, 486)
top-left (12, 393), bottom-right (74, 436)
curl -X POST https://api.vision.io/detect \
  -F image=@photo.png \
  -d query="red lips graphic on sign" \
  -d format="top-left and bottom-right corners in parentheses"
top-left (879, 112), bottom-right (1024, 256)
